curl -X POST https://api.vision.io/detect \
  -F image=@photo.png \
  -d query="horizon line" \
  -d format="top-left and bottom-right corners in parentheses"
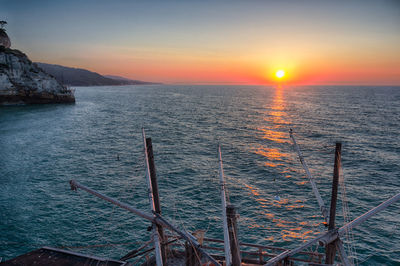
top-left (163, 82), bottom-right (400, 87)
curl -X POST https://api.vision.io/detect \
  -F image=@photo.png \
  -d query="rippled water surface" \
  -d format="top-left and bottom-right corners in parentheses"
top-left (1, 85), bottom-right (399, 264)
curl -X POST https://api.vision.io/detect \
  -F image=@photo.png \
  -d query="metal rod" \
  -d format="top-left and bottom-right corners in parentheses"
top-left (142, 128), bottom-right (164, 266)
top-left (289, 129), bottom-right (329, 223)
top-left (218, 145), bottom-right (233, 266)
top-left (69, 179), bottom-right (221, 266)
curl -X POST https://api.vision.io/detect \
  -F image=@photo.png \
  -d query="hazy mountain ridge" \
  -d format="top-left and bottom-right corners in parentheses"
top-left (104, 74), bottom-right (159, 85)
top-left (36, 63), bottom-right (159, 86)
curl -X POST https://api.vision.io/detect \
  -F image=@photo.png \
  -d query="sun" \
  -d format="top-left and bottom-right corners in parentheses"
top-left (275, 70), bottom-right (285, 79)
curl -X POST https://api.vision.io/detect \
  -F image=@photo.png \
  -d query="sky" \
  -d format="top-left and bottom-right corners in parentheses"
top-left (1, 0), bottom-right (400, 85)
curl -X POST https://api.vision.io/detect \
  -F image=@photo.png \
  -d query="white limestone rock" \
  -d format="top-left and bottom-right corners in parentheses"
top-left (0, 47), bottom-right (75, 105)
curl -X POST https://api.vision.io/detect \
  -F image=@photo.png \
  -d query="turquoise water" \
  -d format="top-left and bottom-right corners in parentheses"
top-left (1, 85), bottom-right (399, 264)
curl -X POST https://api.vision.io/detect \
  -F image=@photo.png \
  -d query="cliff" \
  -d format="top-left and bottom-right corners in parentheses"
top-left (0, 46), bottom-right (75, 105)
top-left (0, 28), bottom-right (11, 48)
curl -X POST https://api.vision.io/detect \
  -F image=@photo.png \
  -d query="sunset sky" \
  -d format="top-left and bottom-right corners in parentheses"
top-left (1, 0), bottom-right (400, 85)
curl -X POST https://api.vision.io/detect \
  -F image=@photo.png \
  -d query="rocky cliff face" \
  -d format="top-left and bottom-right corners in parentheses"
top-left (0, 46), bottom-right (75, 105)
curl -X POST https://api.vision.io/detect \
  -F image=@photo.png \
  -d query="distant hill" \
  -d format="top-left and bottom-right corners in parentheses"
top-left (104, 75), bottom-right (134, 81)
top-left (104, 75), bottom-right (158, 85)
top-left (35, 63), bottom-right (159, 86)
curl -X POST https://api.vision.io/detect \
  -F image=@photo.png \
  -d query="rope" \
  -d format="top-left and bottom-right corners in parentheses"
top-left (339, 167), bottom-right (357, 265)
top-left (358, 214), bottom-right (400, 264)
top-left (174, 208), bottom-right (203, 264)
top-left (73, 187), bottom-right (145, 258)
top-left (74, 190), bottom-right (106, 257)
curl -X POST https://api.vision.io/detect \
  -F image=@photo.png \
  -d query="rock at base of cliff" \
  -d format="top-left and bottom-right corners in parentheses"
top-left (0, 91), bottom-right (75, 105)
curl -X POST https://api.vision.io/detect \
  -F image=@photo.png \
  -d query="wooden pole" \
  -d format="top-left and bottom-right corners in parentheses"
top-left (142, 129), bottom-right (164, 266)
top-left (146, 137), bottom-right (167, 265)
top-left (290, 130), bottom-right (350, 265)
top-left (325, 142), bottom-right (341, 264)
top-left (227, 205), bottom-right (241, 266)
top-left (185, 241), bottom-right (199, 266)
top-left (218, 145), bottom-right (233, 266)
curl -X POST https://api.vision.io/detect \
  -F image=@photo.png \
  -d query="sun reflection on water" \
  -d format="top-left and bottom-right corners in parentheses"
top-left (257, 87), bottom-right (290, 144)
top-left (245, 86), bottom-right (324, 242)
top-left (240, 179), bottom-right (319, 242)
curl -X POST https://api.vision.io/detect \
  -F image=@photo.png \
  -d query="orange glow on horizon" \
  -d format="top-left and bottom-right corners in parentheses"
top-left (42, 44), bottom-right (400, 85)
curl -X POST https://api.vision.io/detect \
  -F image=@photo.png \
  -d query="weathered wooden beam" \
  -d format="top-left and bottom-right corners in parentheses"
top-left (218, 145), bottom-right (233, 266)
top-left (185, 241), bottom-right (200, 266)
top-left (325, 142), bottom-right (341, 264)
top-left (146, 137), bottom-right (167, 264)
top-left (328, 142), bottom-right (341, 230)
top-left (227, 205), bottom-right (241, 266)
top-left (142, 129), bottom-right (164, 266)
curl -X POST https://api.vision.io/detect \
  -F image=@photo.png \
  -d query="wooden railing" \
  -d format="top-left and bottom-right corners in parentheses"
top-left (166, 235), bottom-right (324, 264)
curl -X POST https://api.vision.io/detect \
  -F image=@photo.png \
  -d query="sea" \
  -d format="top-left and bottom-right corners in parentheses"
top-left (1, 85), bottom-right (399, 265)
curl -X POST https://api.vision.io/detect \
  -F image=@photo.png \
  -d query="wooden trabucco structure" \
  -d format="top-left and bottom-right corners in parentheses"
top-left (68, 128), bottom-right (400, 266)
